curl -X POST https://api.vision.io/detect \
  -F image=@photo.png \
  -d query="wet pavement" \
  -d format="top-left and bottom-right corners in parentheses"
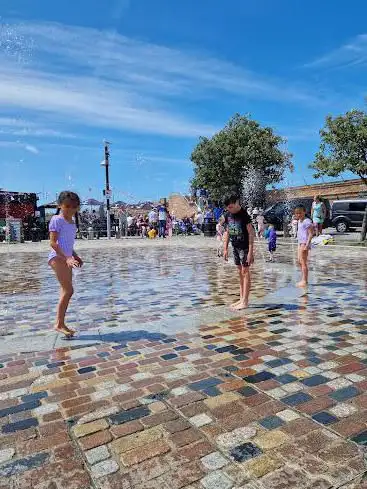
top-left (0, 240), bottom-right (366, 488)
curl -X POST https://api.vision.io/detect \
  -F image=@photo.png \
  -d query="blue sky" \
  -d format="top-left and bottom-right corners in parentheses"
top-left (1, 0), bottom-right (367, 203)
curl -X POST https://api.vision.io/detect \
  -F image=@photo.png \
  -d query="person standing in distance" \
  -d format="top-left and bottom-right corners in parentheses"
top-left (311, 195), bottom-right (326, 237)
top-left (223, 194), bottom-right (255, 310)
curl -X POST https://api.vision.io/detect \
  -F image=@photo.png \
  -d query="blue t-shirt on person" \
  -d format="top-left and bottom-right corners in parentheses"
top-left (158, 206), bottom-right (167, 221)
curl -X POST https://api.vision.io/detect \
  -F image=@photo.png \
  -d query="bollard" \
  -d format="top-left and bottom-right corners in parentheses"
top-left (88, 227), bottom-right (94, 240)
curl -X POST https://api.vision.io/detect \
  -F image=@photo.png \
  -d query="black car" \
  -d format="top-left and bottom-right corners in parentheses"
top-left (264, 198), bottom-right (331, 230)
top-left (331, 199), bottom-right (367, 232)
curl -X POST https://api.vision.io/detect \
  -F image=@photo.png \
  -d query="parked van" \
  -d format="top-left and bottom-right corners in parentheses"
top-left (331, 199), bottom-right (367, 232)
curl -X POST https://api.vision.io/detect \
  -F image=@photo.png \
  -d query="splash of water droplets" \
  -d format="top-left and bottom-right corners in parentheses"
top-left (241, 167), bottom-right (266, 207)
top-left (0, 23), bottom-right (34, 64)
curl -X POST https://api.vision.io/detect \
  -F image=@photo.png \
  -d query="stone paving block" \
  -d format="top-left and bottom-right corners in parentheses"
top-left (312, 411), bottom-right (338, 425)
top-left (190, 413), bottom-right (213, 428)
top-left (282, 392), bottom-right (313, 406)
top-left (111, 425), bottom-right (164, 454)
top-left (230, 442), bottom-right (262, 463)
top-left (128, 452), bottom-right (180, 486)
top-left (200, 470), bottom-right (234, 489)
top-left (253, 430), bottom-right (290, 450)
top-left (142, 410), bottom-right (179, 428)
top-left (73, 419), bottom-right (108, 438)
top-left (77, 406), bottom-right (120, 425)
top-left (164, 418), bottom-right (191, 433)
top-left (110, 419), bottom-right (144, 439)
top-left (258, 415), bottom-right (285, 430)
top-left (108, 406), bottom-right (150, 425)
top-left (90, 459), bottom-right (119, 479)
top-left (276, 409), bottom-right (300, 422)
top-left (327, 378), bottom-right (353, 390)
top-left (79, 429), bottom-right (113, 450)
top-left (350, 430), bottom-right (367, 446)
top-left (260, 464), bottom-right (310, 489)
top-left (318, 441), bottom-right (362, 465)
top-left (298, 429), bottom-right (339, 455)
top-left (0, 448), bottom-right (15, 464)
top-left (241, 453), bottom-right (283, 478)
top-left (2, 417), bottom-right (38, 433)
top-left (0, 399), bottom-right (41, 418)
top-left (0, 452), bottom-right (49, 477)
top-left (85, 445), bottom-right (110, 465)
top-left (153, 461), bottom-right (204, 489)
top-left (120, 439), bottom-right (171, 466)
top-left (216, 426), bottom-right (257, 450)
top-left (171, 386), bottom-right (190, 396)
top-left (171, 392), bottom-right (206, 408)
top-left (178, 440), bottom-right (214, 463)
top-left (149, 401), bottom-right (167, 413)
top-left (204, 392), bottom-right (241, 409)
top-left (329, 386), bottom-right (360, 402)
top-left (170, 427), bottom-right (203, 448)
top-left (201, 452), bottom-right (229, 471)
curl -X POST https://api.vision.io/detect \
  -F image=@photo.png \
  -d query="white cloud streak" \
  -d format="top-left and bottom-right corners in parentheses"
top-left (0, 21), bottom-right (321, 140)
top-left (305, 34), bottom-right (367, 70)
top-left (0, 117), bottom-right (76, 138)
top-left (24, 144), bottom-right (39, 154)
top-left (0, 140), bottom-right (39, 153)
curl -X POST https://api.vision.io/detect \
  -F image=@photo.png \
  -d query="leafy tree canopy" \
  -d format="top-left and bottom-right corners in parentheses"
top-left (190, 114), bottom-right (293, 202)
top-left (310, 109), bottom-right (367, 185)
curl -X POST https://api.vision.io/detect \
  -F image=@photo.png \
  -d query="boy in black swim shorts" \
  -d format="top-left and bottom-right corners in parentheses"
top-left (223, 194), bottom-right (255, 310)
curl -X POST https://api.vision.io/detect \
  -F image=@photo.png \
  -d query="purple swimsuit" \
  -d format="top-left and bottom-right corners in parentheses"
top-left (48, 215), bottom-right (77, 263)
top-left (297, 218), bottom-right (312, 245)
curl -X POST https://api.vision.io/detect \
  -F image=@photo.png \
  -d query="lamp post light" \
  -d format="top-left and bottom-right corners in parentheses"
top-left (101, 141), bottom-right (111, 239)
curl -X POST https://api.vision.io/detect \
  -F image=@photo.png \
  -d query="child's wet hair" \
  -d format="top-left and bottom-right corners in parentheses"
top-left (57, 191), bottom-right (81, 207)
top-left (223, 193), bottom-right (240, 206)
top-left (294, 205), bottom-right (306, 212)
top-left (55, 191), bottom-right (81, 229)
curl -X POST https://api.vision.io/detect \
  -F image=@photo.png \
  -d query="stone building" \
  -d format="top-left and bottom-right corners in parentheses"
top-left (267, 178), bottom-right (367, 204)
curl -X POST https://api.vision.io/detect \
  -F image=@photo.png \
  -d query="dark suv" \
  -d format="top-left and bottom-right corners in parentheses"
top-left (264, 198), bottom-right (330, 230)
top-left (331, 199), bottom-right (367, 232)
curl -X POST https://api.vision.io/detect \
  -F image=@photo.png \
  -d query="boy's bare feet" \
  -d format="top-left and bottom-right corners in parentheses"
top-left (55, 325), bottom-right (75, 337)
top-left (233, 301), bottom-right (248, 310)
top-left (296, 281), bottom-right (308, 288)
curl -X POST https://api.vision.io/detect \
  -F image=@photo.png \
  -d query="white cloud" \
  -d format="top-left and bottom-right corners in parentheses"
top-left (0, 21), bottom-right (321, 141)
top-left (304, 34), bottom-right (367, 70)
top-left (0, 117), bottom-right (76, 138)
top-left (0, 140), bottom-right (39, 153)
top-left (24, 144), bottom-right (39, 154)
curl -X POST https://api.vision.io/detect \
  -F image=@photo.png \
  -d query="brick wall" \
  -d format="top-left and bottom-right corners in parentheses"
top-left (267, 179), bottom-right (367, 203)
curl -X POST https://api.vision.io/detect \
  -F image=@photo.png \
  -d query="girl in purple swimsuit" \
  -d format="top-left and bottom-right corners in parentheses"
top-left (48, 191), bottom-right (83, 337)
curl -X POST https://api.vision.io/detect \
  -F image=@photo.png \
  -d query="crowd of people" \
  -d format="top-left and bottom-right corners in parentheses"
top-left (117, 205), bottom-right (203, 239)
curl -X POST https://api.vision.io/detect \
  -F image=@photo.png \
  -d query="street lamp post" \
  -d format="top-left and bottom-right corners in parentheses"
top-left (102, 141), bottom-right (111, 239)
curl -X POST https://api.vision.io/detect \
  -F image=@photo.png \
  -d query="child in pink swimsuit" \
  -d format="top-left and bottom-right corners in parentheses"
top-left (48, 191), bottom-right (83, 337)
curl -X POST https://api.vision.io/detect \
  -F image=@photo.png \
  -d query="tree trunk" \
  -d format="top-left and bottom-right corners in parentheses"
top-left (360, 206), bottom-right (367, 242)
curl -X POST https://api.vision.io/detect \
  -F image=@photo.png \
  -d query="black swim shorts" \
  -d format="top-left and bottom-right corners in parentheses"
top-left (232, 247), bottom-right (250, 267)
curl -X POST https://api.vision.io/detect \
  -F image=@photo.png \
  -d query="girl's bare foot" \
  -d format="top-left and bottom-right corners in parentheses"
top-left (233, 301), bottom-right (248, 310)
top-left (296, 281), bottom-right (308, 288)
top-left (55, 325), bottom-right (75, 337)
top-left (230, 300), bottom-right (242, 309)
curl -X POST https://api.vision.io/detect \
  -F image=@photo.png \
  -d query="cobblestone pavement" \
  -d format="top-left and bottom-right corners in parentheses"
top-left (0, 242), bottom-right (366, 488)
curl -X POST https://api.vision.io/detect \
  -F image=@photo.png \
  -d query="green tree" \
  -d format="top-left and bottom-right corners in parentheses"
top-left (190, 114), bottom-right (293, 204)
top-left (310, 109), bottom-right (367, 241)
